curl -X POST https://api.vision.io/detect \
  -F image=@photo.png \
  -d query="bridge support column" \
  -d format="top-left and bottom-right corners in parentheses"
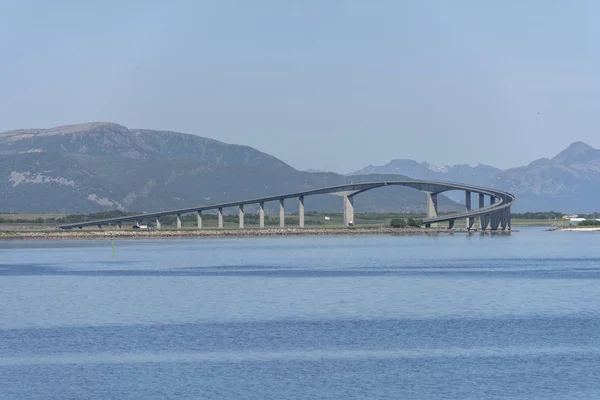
top-left (156, 219), bottom-right (161, 229)
top-left (493, 212), bottom-right (502, 231)
top-left (465, 191), bottom-right (473, 229)
top-left (343, 195), bottom-right (355, 226)
top-left (279, 199), bottom-right (285, 228)
top-left (218, 207), bottom-right (224, 228)
top-left (489, 197), bottom-right (499, 230)
top-left (176, 214), bottom-right (182, 229)
top-left (478, 193), bottom-right (487, 230)
top-left (499, 203), bottom-right (511, 231)
top-left (97, 224), bottom-right (102, 230)
top-left (448, 219), bottom-right (455, 229)
top-left (299, 196), bottom-right (305, 228)
top-left (259, 202), bottom-right (265, 228)
top-left (196, 211), bottom-right (202, 229)
top-left (117, 221), bottom-right (122, 229)
top-left (426, 192), bottom-right (438, 228)
top-left (500, 209), bottom-right (507, 230)
top-left (238, 205), bottom-right (244, 228)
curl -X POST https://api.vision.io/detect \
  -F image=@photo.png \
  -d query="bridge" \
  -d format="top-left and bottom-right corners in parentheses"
top-left (58, 180), bottom-right (516, 231)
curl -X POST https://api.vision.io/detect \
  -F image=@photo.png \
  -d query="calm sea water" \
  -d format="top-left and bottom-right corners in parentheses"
top-left (2, 229), bottom-right (600, 399)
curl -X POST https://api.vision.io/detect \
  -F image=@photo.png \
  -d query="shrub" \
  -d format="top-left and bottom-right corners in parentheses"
top-left (407, 218), bottom-right (423, 227)
top-left (578, 219), bottom-right (600, 227)
top-left (390, 218), bottom-right (407, 228)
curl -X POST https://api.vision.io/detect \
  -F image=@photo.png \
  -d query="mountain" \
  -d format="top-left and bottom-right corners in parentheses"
top-left (0, 123), bottom-right (462, 214)
top-left (351, 141), bottom-right (600, 213)
top-left (350, 160), bottom-right (500, 187)
top-left (0, 122), bottom-right (287, 167)
top-left (490, 142), bottom-right (600, 212)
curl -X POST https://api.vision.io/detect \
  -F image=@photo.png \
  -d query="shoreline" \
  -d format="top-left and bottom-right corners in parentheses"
top-left (551, 227), bottom-right (600, 232)
top-left (0, 227), bottom-right (514, 240)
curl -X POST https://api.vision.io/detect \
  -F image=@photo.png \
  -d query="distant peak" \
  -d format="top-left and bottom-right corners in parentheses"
top-left (552, 141), bottom-right (599, 164)
top-left (565, 141), bottom-right (594, 151)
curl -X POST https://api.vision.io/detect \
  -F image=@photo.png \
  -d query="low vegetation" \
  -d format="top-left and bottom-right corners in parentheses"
top-left (389, 218), bottom-right (423, 228)
top-left (509, 211), bottom-right (564, 220)
top-left (577, 219), bottom-right (600, 227)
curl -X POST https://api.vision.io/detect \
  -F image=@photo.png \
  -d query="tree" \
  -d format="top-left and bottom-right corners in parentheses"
top-left (390, 218), bottom-right (407, 228)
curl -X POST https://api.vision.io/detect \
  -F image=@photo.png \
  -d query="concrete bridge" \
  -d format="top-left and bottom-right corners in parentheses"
top-left (58, 180), bottom-right (516, 231)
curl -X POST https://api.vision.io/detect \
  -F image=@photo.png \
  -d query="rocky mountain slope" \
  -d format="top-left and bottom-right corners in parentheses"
top-left (490, 142), bottom-right (600, 212)
top-left (0, 123), bottom-right (461, 214)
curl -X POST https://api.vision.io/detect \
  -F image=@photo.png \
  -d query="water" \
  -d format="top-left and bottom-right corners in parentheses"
top-left (2, 229), bottom-right (600, 399)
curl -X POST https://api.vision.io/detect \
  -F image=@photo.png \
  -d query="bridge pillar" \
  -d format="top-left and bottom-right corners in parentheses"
top-left (176, 214), bottom-right (182, 229)
top-left (343, 195), bottom-right (355, 226)
top-left (279, 199), bottom-right (285, 228)
top-left (259, 202), bottom-right (265, 228)
top-left (501, 205), bottom-right (511, 230)
top-left (489, 197), bottom-right (499, 230)
top-left (117, 221), bottom-right (122, 229)
top-left (156, 219), bottom-right (161, 229)
top-left (478, 194), bottom-right (487, 230)
top-left (426, 192), bottom-right (438, 228)
top-left (196, 211), bottom-right (203, 229)
top-left (494, 212), bottom-right (503, 230)
top-left (448, 219), bottom-right (455, 229)
top-left (299, 196), bottom-right (305, 228)
top-left (238, 205), bottom-right (244, 228)
top-left (218, 207), bottom-right (224, 228)
top-left (97, 224), bottom-right (102, 230)
top-left (465, 191), bottom-right (473, 229)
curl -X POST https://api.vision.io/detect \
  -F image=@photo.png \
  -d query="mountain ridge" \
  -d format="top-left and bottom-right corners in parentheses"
top-left (3, 121), bottom-right (598, 213)
top-left (351, 141), bottom-right (600, 212)
top-left (0, 122), bottom-right (462, 214)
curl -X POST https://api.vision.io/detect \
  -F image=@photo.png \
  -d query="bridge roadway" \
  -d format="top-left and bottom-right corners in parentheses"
top-left (59, 180), bottom-right (516, 231)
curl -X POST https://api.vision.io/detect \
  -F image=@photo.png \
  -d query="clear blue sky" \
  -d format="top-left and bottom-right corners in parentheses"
top-left (1, 1), bottom-right (599, 173)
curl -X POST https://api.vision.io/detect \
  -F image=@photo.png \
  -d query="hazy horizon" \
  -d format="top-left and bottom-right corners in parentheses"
top-left (2, 1), bottom-right (599, 173)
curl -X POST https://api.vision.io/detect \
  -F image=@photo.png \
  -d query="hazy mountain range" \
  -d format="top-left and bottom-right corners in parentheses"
top-left (0, 123), bottom-right (459, 214)
top-left (351, 141), bottom-right (600, 212)
top-left (1, 122), bottom-right (598, 214)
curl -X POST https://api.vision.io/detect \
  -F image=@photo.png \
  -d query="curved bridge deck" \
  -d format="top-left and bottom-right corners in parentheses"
top-left (59, 180), bottom-right (515, 231)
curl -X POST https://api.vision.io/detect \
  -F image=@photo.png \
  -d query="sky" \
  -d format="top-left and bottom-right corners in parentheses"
top-left (1, 0), bottom-right (599, 173)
